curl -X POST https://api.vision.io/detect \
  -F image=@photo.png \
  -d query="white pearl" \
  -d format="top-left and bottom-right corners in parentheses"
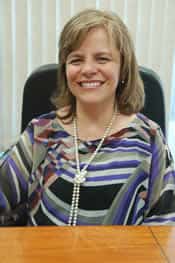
top-left (68, 111), bottom-right (116, 226)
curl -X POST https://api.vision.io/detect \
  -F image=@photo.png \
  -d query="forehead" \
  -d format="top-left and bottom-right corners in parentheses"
top-left (68, 27), bottom-right (119, 56)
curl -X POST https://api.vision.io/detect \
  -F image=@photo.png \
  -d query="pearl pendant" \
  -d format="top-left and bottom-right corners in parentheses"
top-left (74, 170), bottom-right (87, 184)
top-left (69, 112), bottom-right (116, 225)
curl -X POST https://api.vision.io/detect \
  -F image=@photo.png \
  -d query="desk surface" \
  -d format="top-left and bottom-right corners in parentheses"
top-left (0, 226), bottom-right (174, 263)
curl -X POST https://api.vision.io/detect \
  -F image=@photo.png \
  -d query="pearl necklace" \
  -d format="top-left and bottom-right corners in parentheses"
top-left (68, 112), bottom-right (116, 226)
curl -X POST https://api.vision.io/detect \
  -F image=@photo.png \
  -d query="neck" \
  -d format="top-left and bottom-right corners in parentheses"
top-left (75, 102), bottom-right (117, 141)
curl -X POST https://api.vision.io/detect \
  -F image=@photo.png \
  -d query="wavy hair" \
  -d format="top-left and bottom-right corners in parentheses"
top-left (51, 9), bottom-right (145, 121)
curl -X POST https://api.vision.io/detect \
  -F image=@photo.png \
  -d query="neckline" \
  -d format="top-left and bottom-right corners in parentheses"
top-left (53, 111), bottom-right (141, 144)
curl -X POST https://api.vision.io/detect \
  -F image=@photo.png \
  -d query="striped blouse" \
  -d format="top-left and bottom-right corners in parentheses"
top-left (0, 111), bottom-right (175, 226)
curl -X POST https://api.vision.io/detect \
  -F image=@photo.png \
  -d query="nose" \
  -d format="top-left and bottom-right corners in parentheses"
top-left (81, 60), bottom-right (98, 76)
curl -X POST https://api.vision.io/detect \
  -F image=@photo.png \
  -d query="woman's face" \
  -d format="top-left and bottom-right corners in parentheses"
top-left (66, 27), bottom-right (121, 108)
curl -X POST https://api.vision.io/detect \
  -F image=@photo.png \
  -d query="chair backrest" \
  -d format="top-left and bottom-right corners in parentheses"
top-left (21, 64), bottom-right (166, 134)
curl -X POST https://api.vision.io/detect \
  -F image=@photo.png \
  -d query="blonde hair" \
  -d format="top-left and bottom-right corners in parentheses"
top-left (52, 9), bottom-right (145, 121)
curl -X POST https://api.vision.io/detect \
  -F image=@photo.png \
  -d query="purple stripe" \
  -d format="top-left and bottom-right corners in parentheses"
top-left (134, 206), bottom-right (145, 224)
top-left (131, 200), bottom-right (145, 224)
top-left (112, 171), bottom-right (147, 224)
top-left (131, 196), bottom-right (140, 224)
top-left (86, 173), bottom-right (130, 182)
top-left (42, 193), bottom-right (68, 223)
top-left (59, 167), bottom-right (131, 182)
top-left (9, 158), bottom-right (28, 192)
top-left (0, 191), bottom-right (8, 209)
top-left (55, 168), bottom-right (74, 178)
top-left (103, 147), bottom-right (150, 156)
top-left (164, 171), bottom-right (175, 183)
top-left (35, 131), bottom-right (70, 146)
top-left (148, 142), bottom-right (160, 199)
top-left (31, 191), bottom-right (99, 226)
top-left (150, 142), bottom-right (160, 180)
top-left (108, 140), bottom-right (151, 152)
top-left (5, 164), bottom-right (18, 205)
top-left (29, 183), bottom-right (41, 201)
top-left (144, 216), bottom-right (175, 223)
top-left (54, 165), bottom-right (134, 183)
top-left (36, 111), bottom-right (55, 120)
top-left (79, 160), bottom-right (140, 171)
top-left (51, 130), bottom-right (70, 139)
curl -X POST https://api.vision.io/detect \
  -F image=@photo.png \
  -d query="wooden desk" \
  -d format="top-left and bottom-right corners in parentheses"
top-left (151, 226), bottom-right (175, 262)
top-left (0, 226), bottom-right (174, 262)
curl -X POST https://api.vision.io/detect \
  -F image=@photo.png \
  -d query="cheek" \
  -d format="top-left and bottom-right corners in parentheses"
top-left (103, 62), bottom-right (120, 81)
top-left (66, 67), bottom-right (80, 95)
top-left (107, 70), bottom-right (120, 87)
top-left (110, 65), bottom-right (120, 85)
top-left (65, 67), bottom-right (72, 84)
top-left (66, 66), bottom-right (79, 84)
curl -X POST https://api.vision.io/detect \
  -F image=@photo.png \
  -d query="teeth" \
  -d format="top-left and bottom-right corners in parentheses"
top-left (80, 82), bottom-right (102, 88)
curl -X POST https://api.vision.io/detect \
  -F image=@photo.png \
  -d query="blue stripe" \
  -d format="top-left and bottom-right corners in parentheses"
top-left (103, 147), bottom-right (151, 156)
top-left (41, 193), bottom-right (68, 223)
top-left (79, 160), bottom-right (141, 171)
top-left (107, 140), bottom-right (151, 152)
top-left (164, 171), bottom-right (175, 182)
top-left (144, 216), bottom-right (175, 223)
top-left (86, 173), bottom-right (130, 182)
top-left (113, 171), bottom-right (148, 224)
top-left (0, 191), bottom-right (8, 209)
top-left (9, 158), bottom-right (28, 192)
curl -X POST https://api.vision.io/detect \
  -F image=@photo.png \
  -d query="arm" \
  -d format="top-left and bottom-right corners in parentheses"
top-left (143, 128), bottom-right (175, 225)
top-left (0, 123), bottom-right (34, 225)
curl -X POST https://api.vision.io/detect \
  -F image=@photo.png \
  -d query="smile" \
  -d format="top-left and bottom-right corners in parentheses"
top-left (79, 81), bottom-right (104, 88)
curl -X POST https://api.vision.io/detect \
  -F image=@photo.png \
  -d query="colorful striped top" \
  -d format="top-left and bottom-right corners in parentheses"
top-left (0, 111), bottom-right (175, 226)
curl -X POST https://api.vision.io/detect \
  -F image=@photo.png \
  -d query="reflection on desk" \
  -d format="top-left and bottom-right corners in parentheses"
top-left (0, 226), bottom-right (174, 262)
top-left (151, 226), bottom-right (175, 263)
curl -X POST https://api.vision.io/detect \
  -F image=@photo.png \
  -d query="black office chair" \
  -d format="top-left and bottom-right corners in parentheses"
top-left (21, 64), bottom-right (166, 134)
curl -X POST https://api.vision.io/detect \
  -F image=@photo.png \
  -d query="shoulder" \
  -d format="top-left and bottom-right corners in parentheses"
top-left (136, 113), bottom-right (160, 130)
top-left (135, 113), bottom-right (163, 137)
top-left (124, 113), bottom-right (166, 150)
top-left (25, 111), bottom-right (65, 145)
top-left (30, 111), bottom-right (57, 127)
top-left (135, 113), bottom-right (168, 152)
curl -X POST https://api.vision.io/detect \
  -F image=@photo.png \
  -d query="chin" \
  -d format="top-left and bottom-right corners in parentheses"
top-left (78, 96), bottom-right (102, 103)
top-left (77, 97), bottom-right (113, 107)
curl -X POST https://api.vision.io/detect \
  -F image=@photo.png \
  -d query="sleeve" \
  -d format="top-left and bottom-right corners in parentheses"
top-left (0, 122), bottom-right (34, 225)
top-left (143, 127), bottom-right (175, 225)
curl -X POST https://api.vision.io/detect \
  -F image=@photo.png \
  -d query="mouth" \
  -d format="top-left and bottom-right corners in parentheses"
top-left (78, 81), bottom-right (105, 89)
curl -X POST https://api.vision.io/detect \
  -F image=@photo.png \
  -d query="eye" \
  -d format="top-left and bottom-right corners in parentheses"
top-left (67, 58), bottom-right (82, 65)
top-left (97, 57), bottom-right (111, 64)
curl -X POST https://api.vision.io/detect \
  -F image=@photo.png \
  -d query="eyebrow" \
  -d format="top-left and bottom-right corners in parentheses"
top-left (67, 53), bottom-right (83, 59)
top-left (95, 52), bottom-right (113, 57)
top-left (67, 51), bottom-right (113, 59)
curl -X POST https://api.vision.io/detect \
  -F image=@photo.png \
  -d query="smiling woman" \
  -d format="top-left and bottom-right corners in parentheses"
top-left (54, 9), bottom-right (144, 124)
top-left (65, 27), bottom-right (121, 113)
top-left (0, 9), bottom-right (175, 227)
